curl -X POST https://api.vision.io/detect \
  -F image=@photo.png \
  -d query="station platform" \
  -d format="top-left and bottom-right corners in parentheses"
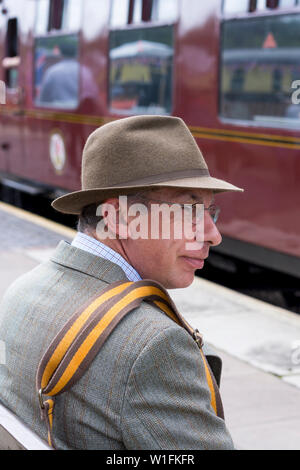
top-left (0, 201), bottom-right (300, 450)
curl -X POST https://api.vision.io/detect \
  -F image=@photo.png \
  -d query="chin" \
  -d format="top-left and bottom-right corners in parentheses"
top-left (166, 273), bottom-right (195, 290)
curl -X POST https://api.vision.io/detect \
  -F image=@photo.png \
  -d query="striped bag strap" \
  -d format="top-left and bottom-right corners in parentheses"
top-left (36, 279), bottom-right (224, 448)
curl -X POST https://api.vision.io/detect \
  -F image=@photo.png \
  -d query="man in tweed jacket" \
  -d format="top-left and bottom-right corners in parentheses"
top-left (0, 116), bottom-right (242, 449)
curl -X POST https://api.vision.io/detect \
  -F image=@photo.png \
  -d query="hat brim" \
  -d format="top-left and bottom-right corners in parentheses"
top-left (52, 176), bottom-right (243, 215)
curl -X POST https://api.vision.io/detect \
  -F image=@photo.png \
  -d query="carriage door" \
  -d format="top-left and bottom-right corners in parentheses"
top-left (1, 15), bottom-right (25, 178)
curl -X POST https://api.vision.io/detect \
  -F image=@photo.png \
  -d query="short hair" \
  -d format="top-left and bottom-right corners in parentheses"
top-left (77, 190), bottom-right (155, 235)
top-left (77, 203), bottom-right (101, 234)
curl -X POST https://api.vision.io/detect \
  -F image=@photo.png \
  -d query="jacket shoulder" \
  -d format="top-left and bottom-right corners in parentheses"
top-left (114, 297), bottom-right (187, 347)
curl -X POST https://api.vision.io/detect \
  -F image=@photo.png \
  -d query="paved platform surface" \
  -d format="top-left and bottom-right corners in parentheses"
top-left (1, 202), bottom-right (300, 450)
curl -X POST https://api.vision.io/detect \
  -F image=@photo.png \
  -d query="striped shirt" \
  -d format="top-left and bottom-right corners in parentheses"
top-left (71, 232), bottom-right (142, 282)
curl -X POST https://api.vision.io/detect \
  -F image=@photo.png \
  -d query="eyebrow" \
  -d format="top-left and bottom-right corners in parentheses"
top-left (189, 193), bottom-right (216, 207)
top-left (189, 192), bottom-right (213, 201)
top-left (152, 189), bottom-right (215, 205)
top-left (190, 193), bottom-right (204, 202)
top-left (169, 190), bottom-right (202, 200)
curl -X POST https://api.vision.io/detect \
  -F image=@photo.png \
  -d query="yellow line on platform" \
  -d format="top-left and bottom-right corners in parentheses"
top-left (0, 202), bottom-right (77, 239)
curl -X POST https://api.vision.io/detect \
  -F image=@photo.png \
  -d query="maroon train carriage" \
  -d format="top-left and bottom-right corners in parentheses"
top-left (0, 0), bottom-right (299, 278)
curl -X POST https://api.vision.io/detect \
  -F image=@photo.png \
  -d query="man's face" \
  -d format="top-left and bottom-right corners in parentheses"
top-left (121, 188), bottom-right (222, 289)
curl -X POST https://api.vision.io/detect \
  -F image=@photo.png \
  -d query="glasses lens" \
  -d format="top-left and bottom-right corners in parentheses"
top-left (208, 205), bottom-right (220, 223)
top-left (184, 204), bottom-right (204, 224)
top-left (191, 205), bottom-right (220, 223)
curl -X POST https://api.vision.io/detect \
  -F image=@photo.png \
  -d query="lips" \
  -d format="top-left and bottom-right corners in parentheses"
top-left (182, 257), bottom-right (205, 269)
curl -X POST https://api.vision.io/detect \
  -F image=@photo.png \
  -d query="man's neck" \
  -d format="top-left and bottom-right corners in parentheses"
top-left (86, 230), bottom-right (132, 267)
top-left (72, 232), bottom-right (142, 282)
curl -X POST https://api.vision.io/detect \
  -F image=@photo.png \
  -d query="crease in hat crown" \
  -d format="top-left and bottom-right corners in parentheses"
top-left (81, 115), bottom-right (209, 190)
top-left (52, 115), bottom-right (243, 215)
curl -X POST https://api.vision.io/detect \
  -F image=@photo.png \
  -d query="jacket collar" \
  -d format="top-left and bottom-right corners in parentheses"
top-left (50, 240), bottom-right (129, 284)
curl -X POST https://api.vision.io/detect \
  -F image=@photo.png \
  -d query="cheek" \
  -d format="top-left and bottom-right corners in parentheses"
top-left (145, 240), bottom-right (179, 267)
top-left (160, 242), bottom-right (185, 272)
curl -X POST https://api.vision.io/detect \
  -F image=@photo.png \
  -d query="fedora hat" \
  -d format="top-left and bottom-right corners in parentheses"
top-left (52, 115), bottom-right (243, 214)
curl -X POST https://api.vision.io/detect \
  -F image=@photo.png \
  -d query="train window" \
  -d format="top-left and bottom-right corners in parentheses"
top-left (220, 14), bottom-right (300, 126)
top-left (34, 34), bottom-right (79, 109)
top-left (48, 0), bottom-right (64, 30)
top-left (4, 62), bottom-right (19, 90)
top-left (3, 18), bottom-right (19, 89)
top-left (6, 18), bottom-right (18, 58)
top-left (109, 25), bottom-right (174, 115)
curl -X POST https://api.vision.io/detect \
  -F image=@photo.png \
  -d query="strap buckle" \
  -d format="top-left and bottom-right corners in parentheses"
top-left (38, 389), bottom-right (45, 410)
top-left (192, 329), bottom-right (204, 349)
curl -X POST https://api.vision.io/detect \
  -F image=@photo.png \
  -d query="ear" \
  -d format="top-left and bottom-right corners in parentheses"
top-left (100, 197), bottom-right (128, 239)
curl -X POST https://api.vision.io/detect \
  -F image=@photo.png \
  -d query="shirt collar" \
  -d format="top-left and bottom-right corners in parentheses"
top-left (71, 232), bottom-right (142, 282)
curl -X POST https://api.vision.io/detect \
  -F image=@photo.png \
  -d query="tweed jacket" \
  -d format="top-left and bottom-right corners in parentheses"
top-left (0, 241), bottom-right (234, 450)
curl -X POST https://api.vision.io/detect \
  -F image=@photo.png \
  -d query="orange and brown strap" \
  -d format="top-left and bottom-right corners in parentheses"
top-left (36, 279), bottom-right (224, 448)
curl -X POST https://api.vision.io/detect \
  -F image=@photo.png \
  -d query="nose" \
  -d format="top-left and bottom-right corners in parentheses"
top-left (204, 210), bottom-right (222, 247)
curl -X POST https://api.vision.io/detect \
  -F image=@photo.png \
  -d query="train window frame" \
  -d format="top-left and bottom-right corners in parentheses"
top-left (33, 32), bottom-right (80, 110)
top-left (108, 24), bottom-right (175, 116)
top-left (218, 12), bottom-right (300, 130)
top-left (32, 0), bottom-right (82, 111)
top-left (108, 0), bottom-right (178, 116)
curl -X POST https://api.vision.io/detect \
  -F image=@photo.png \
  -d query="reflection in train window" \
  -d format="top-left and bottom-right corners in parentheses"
top-left (109, 26), bottom-right (174, 115)
top-left (34, 34), bottom-right (79, 109)
top-left (6, 67), bottom-right (18, 89)
top-left (220, 14), bottom-right (300, 125)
